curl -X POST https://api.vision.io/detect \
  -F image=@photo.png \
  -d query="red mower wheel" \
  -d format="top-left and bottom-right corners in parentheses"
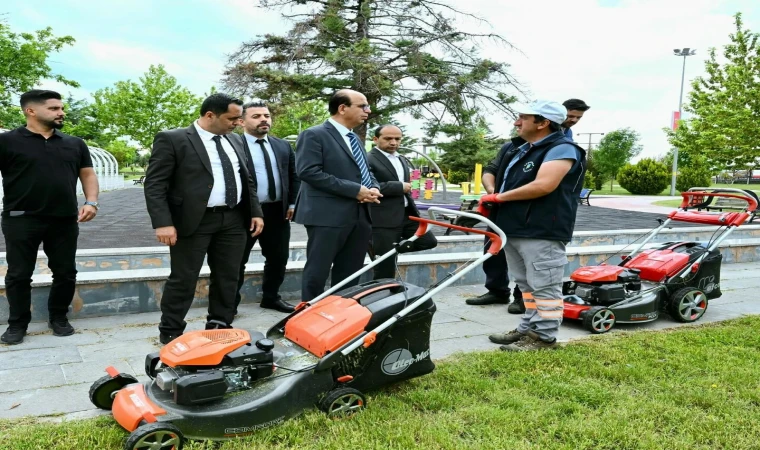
top-left (582, 306), bottom-right (616, 334)
top-left (668, 287), bottom-right (708, 323)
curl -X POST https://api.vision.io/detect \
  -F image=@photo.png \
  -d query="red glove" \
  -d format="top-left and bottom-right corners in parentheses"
top-left (477, 194), bottom-right (502, 217)
top-left (480, 194), bottom-right (501, 204)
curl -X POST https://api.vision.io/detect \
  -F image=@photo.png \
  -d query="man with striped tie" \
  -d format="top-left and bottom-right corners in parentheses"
top-left (294, 89), bottom-right (382, 301)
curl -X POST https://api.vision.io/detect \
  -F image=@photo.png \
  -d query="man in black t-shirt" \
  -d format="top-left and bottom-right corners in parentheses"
top-left (0, 90), bottom-right (100, 345)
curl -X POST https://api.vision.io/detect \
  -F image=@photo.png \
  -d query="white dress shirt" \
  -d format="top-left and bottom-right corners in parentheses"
top-left (377, 149), bottom-right (408, 207)
top-left (194, 121), bottom-right (242, 207)
top-left (328, 118), bottom-right (353, 151)
top-left (244, 133), bottom-right (283, 204)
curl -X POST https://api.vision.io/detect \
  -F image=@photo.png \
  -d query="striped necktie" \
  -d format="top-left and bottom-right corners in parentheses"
top-left (347, 132), bottom-right (373, 188)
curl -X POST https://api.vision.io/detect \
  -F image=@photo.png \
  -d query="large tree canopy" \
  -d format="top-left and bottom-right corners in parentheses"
top-left (92, 65), bottom-right (201, 149)
top-left (223, 0), bottom-right (520, 140)
top-left (0, 22), bottom-right (78, 128)
top-left (667, 13), bottom-right (760, 173)
top-left (593, 128), bottom-right (642, 190)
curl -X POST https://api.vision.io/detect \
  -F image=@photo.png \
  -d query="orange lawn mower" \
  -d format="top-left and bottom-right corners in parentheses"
top-left (87, 207), bottom-right (507, 449)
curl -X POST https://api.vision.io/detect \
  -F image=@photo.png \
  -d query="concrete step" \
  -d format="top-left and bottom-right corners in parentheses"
top-left (2, 237), bottom-right (759, 324)
top-left (4, 225), bottom-right (760, 275)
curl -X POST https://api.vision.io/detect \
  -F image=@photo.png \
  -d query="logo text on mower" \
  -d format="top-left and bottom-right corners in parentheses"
top-left (381, 348), bottom-right (430, 376)
top-left (225, 416), bottom-right (285, 435)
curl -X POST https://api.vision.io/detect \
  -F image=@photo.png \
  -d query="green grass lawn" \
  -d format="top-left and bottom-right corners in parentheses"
top-left (3, 317), bottom-right (760, 449)
top-left (652, 199), bottom-right (684, 208)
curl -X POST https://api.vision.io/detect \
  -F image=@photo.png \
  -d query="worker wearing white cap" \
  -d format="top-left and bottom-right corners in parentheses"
top-left (479, 99), bottom-right (586, 351)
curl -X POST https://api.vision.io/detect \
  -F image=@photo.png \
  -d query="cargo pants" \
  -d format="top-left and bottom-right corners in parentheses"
top-left (504, 237), bottom-right (567, 341)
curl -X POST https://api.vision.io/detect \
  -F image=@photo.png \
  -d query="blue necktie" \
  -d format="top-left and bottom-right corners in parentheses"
top-left (347, 132), bottom-right (373, 188)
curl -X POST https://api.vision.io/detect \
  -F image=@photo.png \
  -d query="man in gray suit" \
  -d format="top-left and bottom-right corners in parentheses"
top-left (235, 101), bottom-right (299, 314)
top-left (294, 89), bottom-right (382, 301)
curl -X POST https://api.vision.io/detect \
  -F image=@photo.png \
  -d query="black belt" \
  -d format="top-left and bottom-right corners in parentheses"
top-left (206, 204), bottom-right (238, 213)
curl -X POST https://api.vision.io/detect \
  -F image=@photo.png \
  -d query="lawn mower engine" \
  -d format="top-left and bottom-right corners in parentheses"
top-left (144, 329), bottom-right (275, 406)
top-left (564, 266), bottom-right (642, 306)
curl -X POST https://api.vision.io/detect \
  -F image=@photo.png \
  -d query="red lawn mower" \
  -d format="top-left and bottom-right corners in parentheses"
top-left (562, 187), bottom-right (757, 334)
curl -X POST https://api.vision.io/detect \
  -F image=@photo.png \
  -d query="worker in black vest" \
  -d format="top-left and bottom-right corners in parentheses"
top-left (481, 100), bottom-right (586, 351)
top-left (465, 141), bottom-right (524, 310)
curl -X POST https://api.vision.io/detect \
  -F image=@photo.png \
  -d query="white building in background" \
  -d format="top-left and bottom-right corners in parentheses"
top-left (0, 128), bottom-right (127, 207)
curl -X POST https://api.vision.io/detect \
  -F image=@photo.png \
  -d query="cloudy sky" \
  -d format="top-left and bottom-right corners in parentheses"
top-left (5, 0), bottom-right (758, 158)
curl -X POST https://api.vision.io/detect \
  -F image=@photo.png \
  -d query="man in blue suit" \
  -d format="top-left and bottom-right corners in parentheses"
top-left (294, 90), bottom-right (382, 301)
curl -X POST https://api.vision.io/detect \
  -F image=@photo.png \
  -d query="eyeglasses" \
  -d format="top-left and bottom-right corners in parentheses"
top-left (355, 104), bottom-right (371, 112)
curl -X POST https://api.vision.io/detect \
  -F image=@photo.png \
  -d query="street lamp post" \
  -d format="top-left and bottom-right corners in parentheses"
top-left (670, 47), bottom-right (697, 195)
top-left (576, 132), bottom-right (605, 154)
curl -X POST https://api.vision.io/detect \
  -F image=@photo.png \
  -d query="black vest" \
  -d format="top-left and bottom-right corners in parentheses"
top-left (493, 132), bottom-right (586, 242)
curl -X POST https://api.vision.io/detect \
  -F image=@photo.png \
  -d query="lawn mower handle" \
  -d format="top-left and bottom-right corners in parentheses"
top-left (418, 206), bottom-right (506, 255)
top-left (682, 187), bottom-right (758, 212)
top-left (305, 207), bottom-right (506, 306)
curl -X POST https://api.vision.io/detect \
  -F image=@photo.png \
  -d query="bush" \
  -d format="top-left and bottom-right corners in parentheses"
top-left (676, 165), bottom-right (713, 192)
top-left (618, 159), bottom-right (670, 195)
top-left (583, 171), bottom-right (597, 189)
top-left (447, 170), bottom-right (470, 185)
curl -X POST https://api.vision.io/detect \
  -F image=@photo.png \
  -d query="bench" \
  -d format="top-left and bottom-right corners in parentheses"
top-left (133, 175), bottom-right (145, 185)
top-left (578, 188), bottom-right (593, 206)
top-left (442, 199), bottom-right (482, 236)
top-left (691, 189), bottom-right (758, 223)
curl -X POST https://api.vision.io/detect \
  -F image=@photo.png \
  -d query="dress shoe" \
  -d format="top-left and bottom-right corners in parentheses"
top-left (508, 297), bottom-right (526, 314)
top-left (1, 327), bottom-right (26, 345)
top-left (159, 332), bottom-right (182, 345)
top-left (205, 320), bottom-right (232, 330)
top-left (465, 291), bottom-right (510, 306)
top-left (261, 298), bottom-right (296, 313)
top-left (49, 317), bottom-right (75, 336)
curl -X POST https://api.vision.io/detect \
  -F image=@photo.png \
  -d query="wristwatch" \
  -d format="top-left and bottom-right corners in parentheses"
top-left (84, 201), bottom-right (99, 210)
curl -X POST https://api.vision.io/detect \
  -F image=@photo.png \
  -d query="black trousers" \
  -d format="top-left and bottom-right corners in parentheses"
top-left (301, 207), bottom-right (372, 301)
top-left (159, 208), bottom-right (247, 335)
top-left (2, 215), bottom-right (79, 329)
top-left (372, 210), bottom-right (438, 280)
top-left (482, 234), bottom-right (522, 299)
top-left (235, 201), bottom-right (290, 311)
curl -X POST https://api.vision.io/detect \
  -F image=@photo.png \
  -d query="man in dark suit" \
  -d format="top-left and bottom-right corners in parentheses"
top-left (294, 89), bottom-right (382, 301)
top-left (144, 93), bottom-right (264, 344)
top-left (235, 101), bottom-right (298, 314)
top-left (368, 125), bottom-right (437, 279)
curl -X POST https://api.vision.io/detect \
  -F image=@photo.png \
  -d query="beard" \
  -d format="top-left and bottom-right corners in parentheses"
top-left (42, 118), bottom-right (65, 129)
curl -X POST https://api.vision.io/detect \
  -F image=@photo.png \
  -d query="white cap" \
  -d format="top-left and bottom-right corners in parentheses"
top-left (515, 100), bottom-right (567, 125)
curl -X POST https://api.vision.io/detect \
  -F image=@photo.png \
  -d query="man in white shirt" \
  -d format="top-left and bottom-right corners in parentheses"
top-left (367, 125), bottom-right (437, 279)
top-left (144, 93), bottom-right (264, 344)
top-left (235, 101), bottom-right (298, 313)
